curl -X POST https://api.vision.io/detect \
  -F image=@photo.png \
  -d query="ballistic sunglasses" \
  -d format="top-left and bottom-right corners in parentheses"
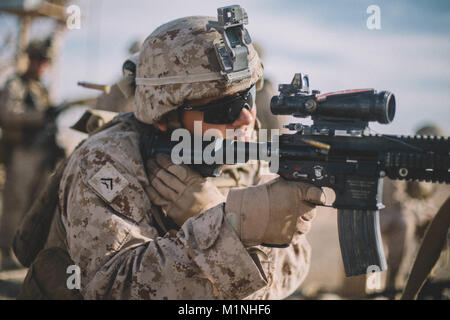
top-left (183, 85), bottom-right (256, 124)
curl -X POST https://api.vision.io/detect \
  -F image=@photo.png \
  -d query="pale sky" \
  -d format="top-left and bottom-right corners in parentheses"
top-left (1, 0), bottom-right (449, 137)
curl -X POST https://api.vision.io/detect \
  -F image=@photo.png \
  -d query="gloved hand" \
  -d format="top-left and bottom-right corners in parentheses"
top-left (225, 177), bottom-right (325, 247)
top-left (145, 153), bottom-right (225, 226)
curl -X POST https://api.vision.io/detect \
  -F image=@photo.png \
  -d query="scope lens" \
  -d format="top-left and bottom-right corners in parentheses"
top-left (381, 92), bottom-right (396, 124)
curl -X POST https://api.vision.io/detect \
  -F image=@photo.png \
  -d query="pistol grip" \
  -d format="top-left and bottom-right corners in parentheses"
top-left (337, 209), bottom-right (387, 277)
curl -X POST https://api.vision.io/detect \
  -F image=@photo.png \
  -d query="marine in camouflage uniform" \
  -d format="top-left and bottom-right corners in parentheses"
top-left (18, 12), bottom-right (324, 299)
top-left (380, 124), bottom-right (450, 295)
top-left (94, 41), bottom-right (142, 113)
top-left (0, 39), bottom-right (57, 270)
top-left (340, 124), bottom-right (449, 298)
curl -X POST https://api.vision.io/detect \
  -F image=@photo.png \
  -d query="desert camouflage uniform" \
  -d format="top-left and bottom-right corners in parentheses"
top-left (43, 119), bottom-right (311, 299)
top-left (22, 12), bottom-right (312, 299)
top-left (0, 74), bottom-right (52, 253)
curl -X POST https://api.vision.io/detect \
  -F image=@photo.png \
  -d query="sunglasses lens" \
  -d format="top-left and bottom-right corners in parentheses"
top-left (204, 104), bottom-right (245, 124)
top-left (186, 85), bottom-right (255, 124)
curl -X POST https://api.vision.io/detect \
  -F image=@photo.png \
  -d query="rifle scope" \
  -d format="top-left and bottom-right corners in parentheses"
top-left (271, 89), bottom-right (396, 124)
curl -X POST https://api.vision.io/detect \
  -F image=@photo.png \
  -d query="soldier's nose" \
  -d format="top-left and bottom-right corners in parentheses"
top-left (231, 107), bottom-right (253, 128)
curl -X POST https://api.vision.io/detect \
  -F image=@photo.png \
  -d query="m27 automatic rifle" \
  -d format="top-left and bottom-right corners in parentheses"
top-left (265, 73), bottom-right (449, 276)
top-left (142, 72), bottom-right (449, 277)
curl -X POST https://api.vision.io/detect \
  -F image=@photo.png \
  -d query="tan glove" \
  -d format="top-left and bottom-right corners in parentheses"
top-left (225, 177), bottom-right (325, 247)
top-left (145, 154), bottom-right (225, 226)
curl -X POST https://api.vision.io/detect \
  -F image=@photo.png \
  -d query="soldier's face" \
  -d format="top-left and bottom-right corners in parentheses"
top-left (181, 96), bottom-right (257, 141)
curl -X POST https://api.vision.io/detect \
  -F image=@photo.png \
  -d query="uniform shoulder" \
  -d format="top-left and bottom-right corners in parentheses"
top-left (64, 121), bottom-right (150, 223)
top-left (75, 121), bottom-right (143, 174)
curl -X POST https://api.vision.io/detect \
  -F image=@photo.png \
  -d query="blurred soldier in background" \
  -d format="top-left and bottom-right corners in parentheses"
top-left (404, 125), bottom-right (448, 237)
top-left (0, 38), bottom-right (64, 270)
top-left (76, 41), bottom-right (142, 134)
top-left (381, 124), bottom-right (449, 297)
top-left (395, 124), bottom-right (449, 299)
top-left (340, 123), bottom-right (449, 299)
top-left (93, 40), bottom-right (142, 113)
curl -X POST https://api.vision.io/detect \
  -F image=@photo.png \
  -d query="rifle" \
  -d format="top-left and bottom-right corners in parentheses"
top-left (265, 73), bottom-right (449, 276)
top-left (141, 73), bottom-right (449, 277)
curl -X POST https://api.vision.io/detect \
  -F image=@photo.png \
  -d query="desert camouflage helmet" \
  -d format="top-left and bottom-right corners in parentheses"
top-left (134, 13), bottom-right (264, 124)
